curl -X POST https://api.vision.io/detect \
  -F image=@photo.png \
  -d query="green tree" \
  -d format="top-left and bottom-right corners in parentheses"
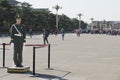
top-left (81, 21), bottom-right (87, 30)
top-left (0, 0), bottom-right (15, 27)
top-left (71, 18), bottom-right (79, 30)
top-left (0, 0), bottom-right (88, 34)
top-left (59, 14), bottom-right (71, 31)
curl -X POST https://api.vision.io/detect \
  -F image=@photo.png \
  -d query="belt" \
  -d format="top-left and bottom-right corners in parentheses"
top-left (14, 34), bottom-right (22, 37)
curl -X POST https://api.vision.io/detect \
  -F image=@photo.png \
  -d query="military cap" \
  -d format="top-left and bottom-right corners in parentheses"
top-left (16, 15), bottom-right (21, 19)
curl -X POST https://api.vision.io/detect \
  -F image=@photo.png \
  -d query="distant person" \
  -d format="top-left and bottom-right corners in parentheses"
top-left (54, 27), bottom-right (59, 36)
top-left (29, 28), bottom-right (32, 38)
top-left (43, 28), bottom-right (49, 45)
top-left (76, 28), bottom-right (81, 37)
top-left (60, 28), bottom-right (65, 40)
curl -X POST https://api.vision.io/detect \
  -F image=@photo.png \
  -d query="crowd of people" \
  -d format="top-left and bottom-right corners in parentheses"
top-left (70, 28), bottom-right (120, 37)
top-left (80, 29), bottom-right (120, 36)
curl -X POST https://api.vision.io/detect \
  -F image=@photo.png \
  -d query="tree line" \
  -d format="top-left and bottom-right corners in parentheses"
top-left (0, 0), bottom-right (87, 34)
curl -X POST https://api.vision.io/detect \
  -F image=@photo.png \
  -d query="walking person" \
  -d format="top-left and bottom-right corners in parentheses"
top-left (43, 28), bottom-right (49, 45)
top-left (60, 28), bottom-right (65, 40)
top-left (76, 28), bottom-right (81, 37)
top-left (10, 15), bottom-right (26, 67)
top-left (54, 27), bottom-right (58, 36)
top-left (29, 28), bottom-right (32, 38)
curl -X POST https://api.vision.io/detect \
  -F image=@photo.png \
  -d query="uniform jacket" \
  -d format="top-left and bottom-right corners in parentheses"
top-left (10, 24), bottom-right (26, 43)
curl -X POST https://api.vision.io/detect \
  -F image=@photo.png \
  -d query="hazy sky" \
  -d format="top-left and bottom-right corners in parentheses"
top-left (17, 0), bottom-right (120, 23)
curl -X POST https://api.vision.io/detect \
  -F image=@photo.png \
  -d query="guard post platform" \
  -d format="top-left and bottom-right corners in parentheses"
top-left (7, 66), bottom-right (30, 73)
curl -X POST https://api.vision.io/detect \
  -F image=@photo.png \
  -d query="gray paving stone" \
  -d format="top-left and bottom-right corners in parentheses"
top-left (0, 34), bottom-right (120, 80)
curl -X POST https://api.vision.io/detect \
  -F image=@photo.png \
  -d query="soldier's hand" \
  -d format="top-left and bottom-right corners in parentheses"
top-left (23, 39), bottom-right (26, 43)
top-left (9, 41), bottom-right (11, 44)
top-left (11, 39), bottom-right (13, 42)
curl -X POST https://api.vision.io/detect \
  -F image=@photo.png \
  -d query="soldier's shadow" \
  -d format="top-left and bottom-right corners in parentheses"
top-left (31, 73), bottom-right (67, 80)
top-left (29, 69), bottom-right (71, 80)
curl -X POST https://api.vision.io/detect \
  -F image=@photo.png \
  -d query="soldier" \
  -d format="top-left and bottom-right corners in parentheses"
top-left (10, 15), bottom-right (26, 67)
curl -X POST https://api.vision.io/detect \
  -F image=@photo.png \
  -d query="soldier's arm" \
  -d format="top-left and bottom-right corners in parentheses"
top-left (9, 25), bottom-right (14, 43)
top-left (23, 25), bottom-right (26, 42)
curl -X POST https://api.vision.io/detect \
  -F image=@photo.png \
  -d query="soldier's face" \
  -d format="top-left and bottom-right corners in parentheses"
top-left (16, 18), bottom-right (21, 24)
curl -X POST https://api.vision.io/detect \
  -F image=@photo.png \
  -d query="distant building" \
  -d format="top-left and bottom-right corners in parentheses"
top-left (9, 0), bottom-right (20, 6)
top-left (33, 8), bottom-right (50, 12)
top-left (0, 0), bottom-right (21, 6)
top-left (90, 20), bottom-right (120, 31)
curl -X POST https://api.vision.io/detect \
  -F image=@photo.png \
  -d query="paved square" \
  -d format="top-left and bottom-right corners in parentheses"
top-left (0, 34), bottom-right (120, 80)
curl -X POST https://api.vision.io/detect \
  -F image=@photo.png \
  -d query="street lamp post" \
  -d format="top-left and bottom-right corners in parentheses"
top-left (53, 4), bottom-right (62, 29)
top-left (91, 18), bottom-right (94, 30)
top-left (77, 13), bottom-right (83, 29)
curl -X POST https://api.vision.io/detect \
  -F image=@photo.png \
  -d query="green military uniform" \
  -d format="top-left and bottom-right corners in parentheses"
top-left (10, 23), bottom-right (26, 67)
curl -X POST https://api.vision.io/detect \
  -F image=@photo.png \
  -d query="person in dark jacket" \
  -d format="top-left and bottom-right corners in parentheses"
top-left (43, 28), bottom-right (49, 45)
top-left (10, 15), bottom-right (26, 67)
